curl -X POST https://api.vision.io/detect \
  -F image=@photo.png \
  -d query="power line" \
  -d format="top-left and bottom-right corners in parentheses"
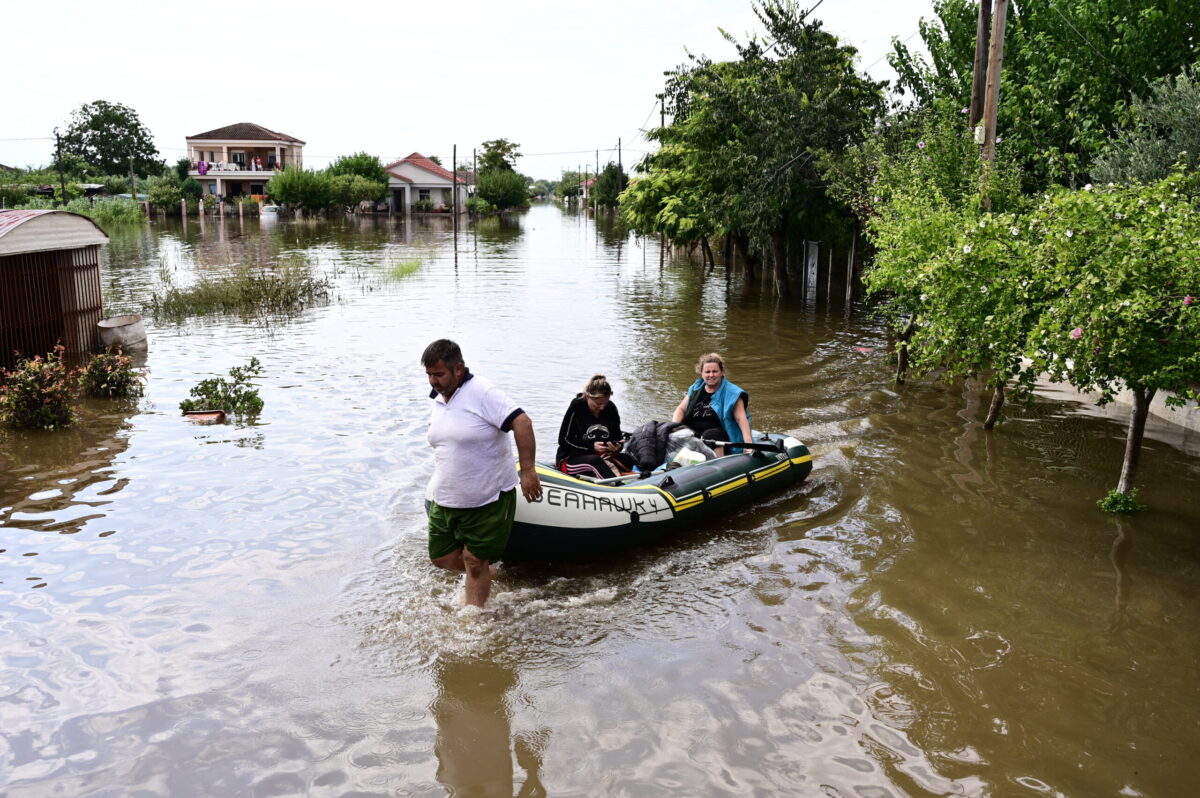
top-left (861, 28), bottom-right (921, 74)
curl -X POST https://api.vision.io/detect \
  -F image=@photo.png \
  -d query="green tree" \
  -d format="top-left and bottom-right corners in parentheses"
top-left (179, 177), bottom-right (203, 200)
top-left (327, 152), bottom-right (389, 185)
top-left (556, 171), bottom-right (584, 198)
top-left (1092, 62), bottom-right (1200, 186)
top-left (851, 113), bottom-right (1025, 414)
top-left (59, 100), bottom-right (162, 178)
top-left (890, 0), bottom-right (1199, 190)
top-left (476, 169), bottom-right (529, 209)
top-left (266, 165), bottom-right (332, 211)
top-left (592, 162), bottom-right (626, 207)
top-left (145, 175), bottom-right (183, 211)
top-left (648, 1), bottom-right (885, 290)
top-left (1024, 176), bottom-right (1200, 500)
top-left (479, 139), bottom-right (521, 172)
top-left (619, 143), bottom-right (717, 252)
top-left (328, 173), bottom-right (387, 212)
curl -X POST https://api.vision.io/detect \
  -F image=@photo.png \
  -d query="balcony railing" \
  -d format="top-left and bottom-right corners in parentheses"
top-left (190, 161), bottom-right (289, 175)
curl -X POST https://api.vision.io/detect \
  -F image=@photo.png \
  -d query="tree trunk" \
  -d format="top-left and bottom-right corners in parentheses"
top-left (1117, 386), bottom-right (1155, 494)
top-left (895, 316), bottom-right (916, 385)
top-left (982, 383), bottom-right (1006, 430)
top-left (771, 229), bottom-right (790, 297)
top-left (700, 236), bottom-right (716, 273)
top-left (735, 234), bottom-right (758, 281)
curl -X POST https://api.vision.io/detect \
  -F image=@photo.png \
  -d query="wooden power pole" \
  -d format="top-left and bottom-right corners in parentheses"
top-left (969, 0), bottom-right (993, 129)
top-left (979, 0), bottom-right (1010, 430)
top-left (979, 0), bottom-right (1009, 210)
top-left (54, 130), bottom-right (67, 207)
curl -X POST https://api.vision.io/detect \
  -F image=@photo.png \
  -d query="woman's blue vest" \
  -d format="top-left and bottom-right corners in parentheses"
top-left (685, 377), bottom-right (750, 447)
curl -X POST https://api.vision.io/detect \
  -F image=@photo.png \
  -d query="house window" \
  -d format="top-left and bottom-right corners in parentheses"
top-left (418, 189), bottom-right (431, 202)
top-left (232, 151), bottom-right (246, 166)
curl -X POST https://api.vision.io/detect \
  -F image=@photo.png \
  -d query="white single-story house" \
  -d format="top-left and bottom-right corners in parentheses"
top-left (384, 153), bottom-right (468, 213)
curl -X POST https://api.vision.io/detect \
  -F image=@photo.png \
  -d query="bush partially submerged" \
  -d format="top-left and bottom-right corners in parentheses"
top-left (147, 261), bottom-right (330, 319)
top-left (180, 358), bottom-right (264, 417)
top-left (1097, 489), bottom-right (1146, 514)
top-left (0, 346), bottom-right (77, 430)
top-left (80, 349), bottom-right (145, 398)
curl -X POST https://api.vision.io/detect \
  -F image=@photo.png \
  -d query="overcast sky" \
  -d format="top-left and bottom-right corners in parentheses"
top-left (3, 0), bottom-right (935, 180)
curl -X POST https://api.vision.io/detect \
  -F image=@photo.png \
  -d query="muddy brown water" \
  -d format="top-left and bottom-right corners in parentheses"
top-left (1, 204), bottom-right (1198, 796)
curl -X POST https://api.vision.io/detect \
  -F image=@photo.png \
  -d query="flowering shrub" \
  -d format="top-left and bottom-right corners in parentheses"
top-left (0, 346), bottom-right (78, 430)
top-left (179, 358), bottom-right (264, 417)
top-left (80, 349), bottom-right (145, 399)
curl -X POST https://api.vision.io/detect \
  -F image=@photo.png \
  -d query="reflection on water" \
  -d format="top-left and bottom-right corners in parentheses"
top-left (432, 656), bottom-right (546, 798)
top-left (1, 204), bottom-right (1198, 795)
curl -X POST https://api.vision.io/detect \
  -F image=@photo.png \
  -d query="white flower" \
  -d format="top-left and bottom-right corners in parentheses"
top-left (1084, 184), bottom-right (1093, 191)
top-left (963, 245), bottom-right (973, 254)
top-left (920, 294), bottom-right (928, 302)
top-left (980, 286), bottom-right (988, 294)
top-left (1065, 230), bottom-right (1073, 238)
top-left (1010, 227), bottom-right (1019, 236)
top-left (1114, 212), bottom-right (1124, 220)
top-left (1121, 300), bottom-right (1131, 307)
top-left (979, 220), bottom-right (987, 228)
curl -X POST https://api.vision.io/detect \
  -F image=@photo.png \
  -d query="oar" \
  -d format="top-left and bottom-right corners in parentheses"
top-left (702, 438), bottom-right (786, 454)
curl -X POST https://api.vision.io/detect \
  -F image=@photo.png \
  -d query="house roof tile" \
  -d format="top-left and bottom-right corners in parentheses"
top-left (384, 153), bottom-right (465, 183)
top-left (186, 123), bottom-right (305, 144)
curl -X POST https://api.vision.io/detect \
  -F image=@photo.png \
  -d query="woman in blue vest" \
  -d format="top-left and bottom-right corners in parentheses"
top-left (671, 353), bottom-right (751, 455)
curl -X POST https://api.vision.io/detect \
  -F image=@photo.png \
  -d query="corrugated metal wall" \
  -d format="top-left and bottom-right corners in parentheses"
top-left (0, 245), bottom-right (102, 370)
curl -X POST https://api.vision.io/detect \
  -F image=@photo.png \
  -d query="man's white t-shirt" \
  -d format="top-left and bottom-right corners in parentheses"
top-left (427, 372), bottom-right (522, 508)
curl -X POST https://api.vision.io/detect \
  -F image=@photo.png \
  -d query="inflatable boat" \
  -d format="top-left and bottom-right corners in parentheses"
top-left (504, 432), bottom-right (813, 561)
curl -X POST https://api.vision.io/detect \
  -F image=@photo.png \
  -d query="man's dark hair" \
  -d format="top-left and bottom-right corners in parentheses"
top-left (422, 339), bottom-right (462, 369)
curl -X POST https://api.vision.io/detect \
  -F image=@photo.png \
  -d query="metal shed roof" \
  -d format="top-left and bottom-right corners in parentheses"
top-left (0, 210), bottom-right (109, 256)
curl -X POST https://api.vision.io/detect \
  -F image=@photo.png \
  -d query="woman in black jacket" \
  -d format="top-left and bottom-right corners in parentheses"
top-left (555, 374), bottom-right (636, 479)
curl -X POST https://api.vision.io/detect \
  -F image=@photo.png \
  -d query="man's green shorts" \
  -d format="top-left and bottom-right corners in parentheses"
top-left (427, 489), bottom-right (517, 563)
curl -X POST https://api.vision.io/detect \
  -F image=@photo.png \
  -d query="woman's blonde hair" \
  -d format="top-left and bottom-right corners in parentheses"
top-left (695, 353), bottom-right (725, 375)
top-left (583, 374), bottom-right (612, 398)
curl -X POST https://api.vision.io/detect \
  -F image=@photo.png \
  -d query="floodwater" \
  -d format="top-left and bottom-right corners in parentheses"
top-left (1, 203), bottom-right (1198, 797)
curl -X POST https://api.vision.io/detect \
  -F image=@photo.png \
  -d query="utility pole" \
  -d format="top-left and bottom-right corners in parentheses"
top-left (54, 129), bottom-right (67, 207)
top-left (452, 143), bottom-right (458, 237)
top-left (979, 0), bottom-right (1009, 210)
top-left (618, 137), bottom-right (623, 195)
top-left (979, 0), bottom-right (1010, 431)
top-left (129, 155), bottom-right (138, 206)
top-left (969, 0), bottom-right (993, 129)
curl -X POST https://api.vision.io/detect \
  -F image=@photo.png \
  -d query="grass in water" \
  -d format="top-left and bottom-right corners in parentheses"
top-left (147, 260), bottom-right (330, 319)
top-left (386, 257), bottom-right (423, 280)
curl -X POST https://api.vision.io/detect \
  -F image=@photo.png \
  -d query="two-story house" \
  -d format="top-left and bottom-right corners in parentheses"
top-left (186, 123), bottom-right (305, 199)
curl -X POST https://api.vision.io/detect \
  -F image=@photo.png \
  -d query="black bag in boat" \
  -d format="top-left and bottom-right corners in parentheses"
top-left (624, 420), bottom-right (689, 473)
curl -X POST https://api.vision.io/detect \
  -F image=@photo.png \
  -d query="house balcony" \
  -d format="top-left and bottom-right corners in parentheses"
top-left (189, 163), bottom-right (288, 178)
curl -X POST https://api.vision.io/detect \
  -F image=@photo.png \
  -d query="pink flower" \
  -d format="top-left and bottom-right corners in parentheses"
top-left (1070, 327), bottom-right (1083, 340)
top-left (917, 141), bottom-right (926, 149)
top-left (1185, 295), bottom-right (1194, 306)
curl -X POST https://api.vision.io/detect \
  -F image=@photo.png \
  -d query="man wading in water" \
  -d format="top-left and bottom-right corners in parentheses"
top-left (423, 339), bottom-right (541, 607)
